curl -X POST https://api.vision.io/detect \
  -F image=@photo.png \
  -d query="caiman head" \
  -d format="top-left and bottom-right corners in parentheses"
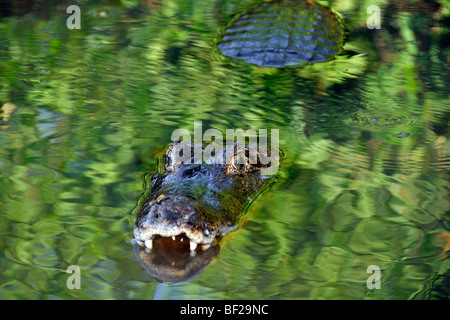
top-left (133, 141), bottom-right (277, 253)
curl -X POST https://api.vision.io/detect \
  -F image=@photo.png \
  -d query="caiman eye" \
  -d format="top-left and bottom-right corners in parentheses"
top-left (182, 165), bottom-right (202, 178)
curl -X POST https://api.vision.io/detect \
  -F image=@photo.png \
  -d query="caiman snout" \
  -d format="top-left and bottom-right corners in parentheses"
top-left (133, 141), bottom-right (276, 257)
top-left (134, 194), bottom-right (219, 252)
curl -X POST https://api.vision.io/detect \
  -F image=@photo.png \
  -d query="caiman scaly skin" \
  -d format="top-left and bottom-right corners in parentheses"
top-left (133, 141), bottom-right (277, 251)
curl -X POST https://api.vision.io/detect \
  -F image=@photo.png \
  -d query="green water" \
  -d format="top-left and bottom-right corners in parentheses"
top-left (0, 0), bottom-right (448, 299)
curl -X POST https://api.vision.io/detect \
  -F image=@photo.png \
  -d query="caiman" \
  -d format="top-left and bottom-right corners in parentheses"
top-left (133, 141), bottom-right (278, 255)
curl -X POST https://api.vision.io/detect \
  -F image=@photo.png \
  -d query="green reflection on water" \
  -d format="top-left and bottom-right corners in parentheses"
top-left (0, 0), bottom-right (448, 299)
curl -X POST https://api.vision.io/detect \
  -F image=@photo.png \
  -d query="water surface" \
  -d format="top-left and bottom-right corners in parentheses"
top-left (0, 0), bottom-right (448, 299)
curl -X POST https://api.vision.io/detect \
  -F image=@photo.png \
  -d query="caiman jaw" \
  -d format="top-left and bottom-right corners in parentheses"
top-left (133, 195), bottom-right (218, 251)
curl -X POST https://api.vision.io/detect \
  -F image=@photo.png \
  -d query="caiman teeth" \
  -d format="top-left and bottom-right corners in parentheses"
top-left (145, 239), bottom-right (153, 250)
top-left (137, 233), bottom-right (214, 252)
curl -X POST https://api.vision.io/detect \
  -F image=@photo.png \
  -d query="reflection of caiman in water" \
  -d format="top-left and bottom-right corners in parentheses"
top-left (132, 141), bottom-right (278, 282)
